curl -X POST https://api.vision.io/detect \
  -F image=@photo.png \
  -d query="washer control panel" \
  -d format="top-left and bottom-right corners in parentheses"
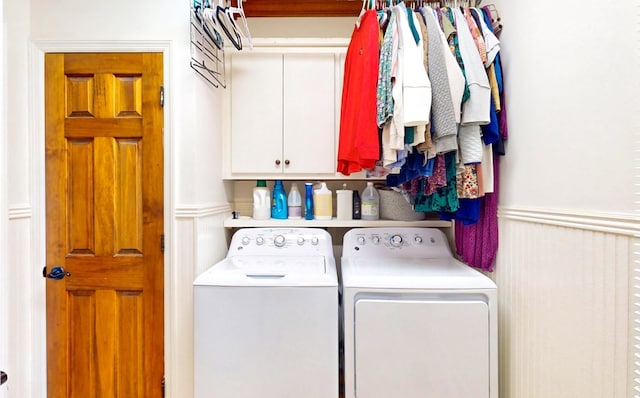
top-left (343, 227), bottom-right (452, 259)
top-left (229, 228), bottom-right (332, 257)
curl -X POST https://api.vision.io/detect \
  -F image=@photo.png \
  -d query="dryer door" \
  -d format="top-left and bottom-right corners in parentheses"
top-left (354, 298), bottom-right (490, 398)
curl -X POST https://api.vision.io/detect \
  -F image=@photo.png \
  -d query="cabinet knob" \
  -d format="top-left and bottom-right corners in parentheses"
top-left (284, 159), bottom-right (290, 166)
top-left (275, 159), bottom-right (281, 166)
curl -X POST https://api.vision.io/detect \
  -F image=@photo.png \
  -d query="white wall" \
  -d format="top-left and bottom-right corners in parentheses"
top-left (494, 0), bottom-right (638, 214)
top-left (491, 1), bottom-right (640, 397)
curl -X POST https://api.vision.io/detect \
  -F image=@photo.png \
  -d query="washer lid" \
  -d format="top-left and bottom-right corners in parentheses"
top-left (341, 257), bottom-right (496, 289)
top-left (194, 256), bottom-right (337, 287)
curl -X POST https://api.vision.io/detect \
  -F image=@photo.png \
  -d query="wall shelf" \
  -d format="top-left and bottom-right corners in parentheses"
top-left (224, 216), bottom-right (452, 229)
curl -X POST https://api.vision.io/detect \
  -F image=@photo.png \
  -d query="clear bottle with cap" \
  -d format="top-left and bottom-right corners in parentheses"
top-left (361, 182), bottom-right (379, 220)
top-left (313, 182), bottom-right (333, 220)
top-left (287, 183), bottom-right (302, 220)
top-left (252, 180), bottom-right (271, 220)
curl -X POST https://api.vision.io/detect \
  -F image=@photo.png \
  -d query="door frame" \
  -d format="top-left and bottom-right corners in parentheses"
top-left (29, 41), bottom-right (174, 397)
top-left (0, 0), bottom-right (8, 394)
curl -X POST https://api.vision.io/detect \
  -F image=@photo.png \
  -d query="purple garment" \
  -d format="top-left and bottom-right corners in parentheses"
top-left (454, 155), bottom-right (500, 272)
top-left (499, 90), bottom-right (509, 140)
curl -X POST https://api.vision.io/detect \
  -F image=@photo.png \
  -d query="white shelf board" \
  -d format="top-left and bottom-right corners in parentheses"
top-left (224, 216), bottom-right (452, 229)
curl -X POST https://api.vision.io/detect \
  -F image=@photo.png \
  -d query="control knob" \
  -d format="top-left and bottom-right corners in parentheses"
top-left (414, 236), bottom-right (423, 244)
top-left (357, 236), bottom-right (366, 245)
top-left (390, 234), bottom-right (403, 247)
top-left (372, 235), bottom-right (381, 245)
top-left (274, 235), bottom-right (286, 247)
top-left (297, 237), bottom-right (305, 246)
top-left (241, 236), bottom-right (250, 246)
top-left (256, 237), bottom-right (265, 245)
top-left (311, 236), bottom-right (319, 246)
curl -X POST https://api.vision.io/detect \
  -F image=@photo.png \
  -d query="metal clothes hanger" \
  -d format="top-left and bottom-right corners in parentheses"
top-left (215, 0), bottom-right (242, 50)
top-left (198, 5), bottom-right (224, 50)
top-left (225, 0), bottom-right (253, 50)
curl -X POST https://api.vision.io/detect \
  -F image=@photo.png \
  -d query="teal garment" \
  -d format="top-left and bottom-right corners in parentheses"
top-left (414, 152), bottom-right (459, 213)
top-left (406, 8), bottom-right (421, 45)
top-left (404, 126), bottom-right (415, 144)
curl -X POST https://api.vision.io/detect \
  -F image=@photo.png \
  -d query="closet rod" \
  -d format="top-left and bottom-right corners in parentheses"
top-left (401, 0), bottom-right (483, 7)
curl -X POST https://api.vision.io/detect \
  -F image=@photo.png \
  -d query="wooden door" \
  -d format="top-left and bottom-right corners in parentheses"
top-left (45, 53), bottom-right (164, 397)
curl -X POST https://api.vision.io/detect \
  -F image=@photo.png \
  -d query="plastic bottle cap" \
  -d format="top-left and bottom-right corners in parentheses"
top-left (256, 180), bottom-right (267, 187)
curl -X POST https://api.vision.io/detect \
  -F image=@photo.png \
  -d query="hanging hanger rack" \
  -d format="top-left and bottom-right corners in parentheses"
top-left (190, 0), bottom-right (226, 88)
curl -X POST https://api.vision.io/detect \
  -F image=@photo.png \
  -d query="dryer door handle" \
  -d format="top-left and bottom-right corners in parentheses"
top-left (246, 274), bottom-right (285, 279)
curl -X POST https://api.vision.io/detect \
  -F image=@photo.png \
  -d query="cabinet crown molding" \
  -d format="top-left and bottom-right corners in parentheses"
top-left (234, 37), bottom-right (349, 49)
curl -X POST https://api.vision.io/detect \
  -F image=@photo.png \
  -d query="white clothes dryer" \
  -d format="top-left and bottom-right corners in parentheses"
top-left (341, 227), bottom-right (498, 398)
top-left (194, 228), bottom-right (339, 398)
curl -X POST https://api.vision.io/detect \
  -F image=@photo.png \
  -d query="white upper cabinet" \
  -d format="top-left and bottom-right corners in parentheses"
top-left (282, 53), bottom-right (336, 175)
top-left (223, 42), bottom-right (359, 180)
top-left (228, 52), bottom-right (284, 175)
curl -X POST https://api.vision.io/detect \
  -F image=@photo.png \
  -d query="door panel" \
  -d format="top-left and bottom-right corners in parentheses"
top-left (283, 53), bottom-right (336, 174)
top-left (230, 52), bottom-right (283, 174)
top-left (45, 52), bottom-right (164, 398)
top-left (355, 299), bottom-right (490, 398)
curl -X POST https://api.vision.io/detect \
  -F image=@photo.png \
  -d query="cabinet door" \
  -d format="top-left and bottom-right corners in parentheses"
top-left (283, 53), bottom-right (336, 175)
top-left (230, 53), bottom-right (283, 174)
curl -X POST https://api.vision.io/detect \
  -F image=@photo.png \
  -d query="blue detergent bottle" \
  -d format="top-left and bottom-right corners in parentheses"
top-left (271, 180), bottom-right (288, 219)
top-left (304, 183), bottom-right (314, 220)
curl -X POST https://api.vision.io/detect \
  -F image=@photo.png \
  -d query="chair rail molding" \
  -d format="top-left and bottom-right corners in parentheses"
top-left (498, 206), bottom-right (639, 237)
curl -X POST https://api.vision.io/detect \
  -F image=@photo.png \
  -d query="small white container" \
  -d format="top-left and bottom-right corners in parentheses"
top-left (336, 184), bottom-right (353, 220)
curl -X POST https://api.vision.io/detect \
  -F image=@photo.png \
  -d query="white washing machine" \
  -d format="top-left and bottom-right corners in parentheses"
top-left (194, 228), bottom-right (339, 398)
top-left (341, 227), bottom-right (498, 398)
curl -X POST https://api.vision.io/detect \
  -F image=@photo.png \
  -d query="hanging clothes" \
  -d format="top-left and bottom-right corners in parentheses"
top-left (336, 3), bottom-right (509, 272)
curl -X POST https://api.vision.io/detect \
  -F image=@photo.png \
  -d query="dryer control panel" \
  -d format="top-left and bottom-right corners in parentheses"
top-left (228, 228), bottom-right (334, 257)
top-left (342, 227), bottom-right (452, 259)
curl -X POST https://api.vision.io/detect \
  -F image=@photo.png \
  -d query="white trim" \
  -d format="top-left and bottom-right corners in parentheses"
top-left (249, 37), bottom-right (349, 48)
top-left (631, 2), bottom-right (640, 394)
top-left (0, 0), bottom-right (8, 392)
top-left (175, 203), bottom-right (232, 219)
top-left (8, 205), bottom-right (32, 220)
top-left (498, 206), bottom-right (640, 237)
top-left (29, 40), bottom-right (174, 397)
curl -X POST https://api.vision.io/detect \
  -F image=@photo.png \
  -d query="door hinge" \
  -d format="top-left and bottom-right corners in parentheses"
top-left (161, 234), bottom-right (165, 253)
top-left (160, 86), bottom-right (165, 107)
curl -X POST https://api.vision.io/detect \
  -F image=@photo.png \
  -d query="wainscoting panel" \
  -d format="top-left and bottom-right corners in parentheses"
top-left (495, 208), bottom-right (635, 398)
top-left (7, 212), bottom-right (34, 398)
top-left (167, 204), bottom-right (230, 398)
top-left (631, 238), bottom-right (640, 398)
